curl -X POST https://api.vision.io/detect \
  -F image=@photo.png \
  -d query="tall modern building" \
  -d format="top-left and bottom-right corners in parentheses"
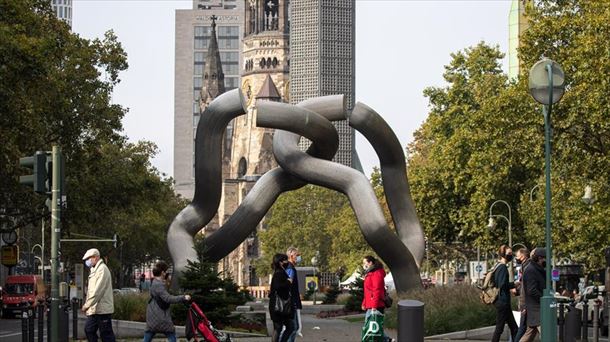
top-left (289, 0), bottom-right (359, 168)
top-left (174, 0), bottom-right (244, 199)
top-left (51, 0), bottom-right (72, 28)
top-left (508, 0), bottom-right (532, 79)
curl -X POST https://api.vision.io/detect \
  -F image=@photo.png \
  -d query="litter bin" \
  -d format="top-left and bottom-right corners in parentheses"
top-left (397, 300), bottom-right (424, 342)
top-left (563, 304), bottom-right (581, 342)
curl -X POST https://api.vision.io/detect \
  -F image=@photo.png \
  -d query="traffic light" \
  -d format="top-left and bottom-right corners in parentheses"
top-left (19, 151), bottom-right (48, 194)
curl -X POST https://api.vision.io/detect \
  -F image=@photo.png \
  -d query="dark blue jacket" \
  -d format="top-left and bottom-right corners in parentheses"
top-left (494, 263), bottom-right (515, 305)
top-left (285, 263), bottom-right (302, 310)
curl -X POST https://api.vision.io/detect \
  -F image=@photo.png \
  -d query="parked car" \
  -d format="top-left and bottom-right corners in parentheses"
top-left (2, 275), bottom-right (46, 318)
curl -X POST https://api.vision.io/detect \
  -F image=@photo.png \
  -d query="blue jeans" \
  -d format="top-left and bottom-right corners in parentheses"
top-left (143, 331), bottom-right (176, 342)
top-left (84, 314), bottom-right (116, 342)
top-left (364, 309), bottom-right (391, 342)
top-left (285, 309), bottom-right (299, 342)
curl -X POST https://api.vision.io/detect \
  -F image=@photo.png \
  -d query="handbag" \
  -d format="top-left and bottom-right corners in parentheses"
top-left (273, 291), bottom-right (293, 317)
top-left (383, 290), bottom-right (393, 308)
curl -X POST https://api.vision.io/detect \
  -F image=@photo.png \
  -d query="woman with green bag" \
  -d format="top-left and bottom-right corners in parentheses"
top-left (361, 256), bottom-right (395, 342)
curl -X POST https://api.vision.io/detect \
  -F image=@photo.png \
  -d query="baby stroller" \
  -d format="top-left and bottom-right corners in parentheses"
top-left (185, 301), bottom-right (232, 342)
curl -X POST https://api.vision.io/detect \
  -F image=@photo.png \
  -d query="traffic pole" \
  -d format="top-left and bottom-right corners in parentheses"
top-left (49, 145), bottom-right (62, 342)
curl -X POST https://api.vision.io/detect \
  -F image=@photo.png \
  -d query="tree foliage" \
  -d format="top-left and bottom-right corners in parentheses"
top-left (408, 1), bottom-right (610, 270)
top-left (0, 0), bottom-right (185, 284)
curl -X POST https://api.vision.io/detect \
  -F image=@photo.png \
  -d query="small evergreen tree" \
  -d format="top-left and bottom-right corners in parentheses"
top-left (345, 276), bottom-right (364, 312)
top-left (322, 284), bottom-right (341, 304)
top-left (171, 237), bottom-right (248, 326)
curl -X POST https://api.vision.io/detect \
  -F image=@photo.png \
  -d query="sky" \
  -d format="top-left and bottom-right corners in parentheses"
top-left (72, 0), bottom-right (512, 178)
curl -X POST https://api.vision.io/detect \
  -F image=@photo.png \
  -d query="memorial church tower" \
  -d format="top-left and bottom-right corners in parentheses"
top-left (209, 0), bottom-right (290, 287)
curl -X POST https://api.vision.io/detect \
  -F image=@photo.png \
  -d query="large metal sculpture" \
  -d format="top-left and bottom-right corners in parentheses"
top-left (167, 89), bottom-right (425, 292)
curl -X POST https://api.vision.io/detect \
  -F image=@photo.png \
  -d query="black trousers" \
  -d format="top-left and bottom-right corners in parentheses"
top-left (492, 302), bottom-right (517, 342)
top-left (272, 317), bottom-right (295, 342)
top-left (84, 314), bottom-right (116, 342)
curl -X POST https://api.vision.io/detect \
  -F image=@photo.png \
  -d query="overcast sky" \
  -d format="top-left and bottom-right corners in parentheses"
top-left (72, 0), bottom-right (512, 178)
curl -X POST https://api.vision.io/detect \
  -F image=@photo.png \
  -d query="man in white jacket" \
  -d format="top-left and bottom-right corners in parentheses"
top-left (82, 248), bottom-right (116, 342)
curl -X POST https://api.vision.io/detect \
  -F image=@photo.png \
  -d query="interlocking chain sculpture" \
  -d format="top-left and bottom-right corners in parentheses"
top-left (167, 89), bottom-right (425, 292)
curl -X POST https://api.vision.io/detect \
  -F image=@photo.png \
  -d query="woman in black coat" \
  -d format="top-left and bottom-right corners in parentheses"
top-left (269, 253), bottom-right (295, 342)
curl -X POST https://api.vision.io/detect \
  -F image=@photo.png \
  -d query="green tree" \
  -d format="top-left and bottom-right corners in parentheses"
top-left (0, 0), bottom-right (185, 284)
top-left (408, 1), bottom-right (610, 270)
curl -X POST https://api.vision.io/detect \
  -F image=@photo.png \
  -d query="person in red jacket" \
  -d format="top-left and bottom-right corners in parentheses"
top-left (361, 255), bottom-right (394, 342)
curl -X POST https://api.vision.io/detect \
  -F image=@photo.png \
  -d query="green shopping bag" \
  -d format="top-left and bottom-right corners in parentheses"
top-left (361, 309), bottom-right (385, 342)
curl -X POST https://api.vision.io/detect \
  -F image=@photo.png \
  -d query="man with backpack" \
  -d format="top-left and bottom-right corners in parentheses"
top-left (490, 245), bottom-right (518, 342)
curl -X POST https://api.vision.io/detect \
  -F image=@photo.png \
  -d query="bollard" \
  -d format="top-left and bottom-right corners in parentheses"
top-left (22, 302), bottom-right (30, 342)
top-left (593, 302), bottom-right (599, 342)
top-left (582, 301), bottom-right (589, 342)
top-left (397, 300), bottom-right (424, 342)
top-left (558, 302), bottom-right (565, 342)
top-left (37, 300), bottom-right (45, 342)
top-left (28, 303), bottom-right (34, 342)
top-left (72, 298), bottom-right (79, 340)
top-left (63, 300), bottom-right (70, 342)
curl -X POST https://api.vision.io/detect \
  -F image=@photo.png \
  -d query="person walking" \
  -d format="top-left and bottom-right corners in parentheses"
top-left (361, 255), bottom-right (394, 342)
top-left (139, 273), bottom-right (146, 292)
top-left (491, 245), bottom-right (518, 342)
top-left (269, 253), bottom-right (295, 342)
top-left (521, 248), bottom-right (547, 342)
top-left (285, 247), bottom-right (303, 342)
top-left (514, 247), bottom-right (531, 342)
top-left (144, 261), bottom-right (191, 342)
top-left (82, 248), bottom-right (116, 342)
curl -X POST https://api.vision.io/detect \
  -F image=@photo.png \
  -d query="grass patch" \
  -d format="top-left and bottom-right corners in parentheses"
top-left (344, 316), bottom-right (364, 323)
top-left (384, 284), bottom-right (496, 336)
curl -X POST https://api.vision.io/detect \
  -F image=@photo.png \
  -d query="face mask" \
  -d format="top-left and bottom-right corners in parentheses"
top-left (164, 273), bottom-right (170, 280)
top-left (505, 254), bottom-right (513, 262)
top-left (541, 261), bottom-right (547, 268)
top-left (296, 255), bottom-right (302, 264)
top-left (515, 258), bottom-right (522, 265)
top-left (85, 259), bottom-right (93, 268)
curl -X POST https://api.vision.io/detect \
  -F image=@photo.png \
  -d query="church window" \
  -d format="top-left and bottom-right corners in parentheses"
top-left (238, 157), bottom-right (247, 178)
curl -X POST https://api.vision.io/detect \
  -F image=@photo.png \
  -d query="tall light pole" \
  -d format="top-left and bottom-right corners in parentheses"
top-left (311, 251), bottom-right (319, 305)
top-left (487, 200), bottom-right (513, 277)
top-left (528, 57), bottom-right (565, 342)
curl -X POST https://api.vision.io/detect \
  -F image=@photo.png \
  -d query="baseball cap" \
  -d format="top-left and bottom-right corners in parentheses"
top-left (82, 248), bottom-right (100, 260)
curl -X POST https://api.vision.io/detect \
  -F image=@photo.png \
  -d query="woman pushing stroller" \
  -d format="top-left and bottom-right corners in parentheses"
top-left (144, 261), bottom-right (191, 342)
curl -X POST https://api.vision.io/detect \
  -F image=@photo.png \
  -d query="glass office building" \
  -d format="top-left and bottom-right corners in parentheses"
top-left (174, 1), bottom-right (244, 199)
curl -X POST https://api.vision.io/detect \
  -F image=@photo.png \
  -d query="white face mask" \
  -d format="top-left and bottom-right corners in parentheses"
top-left (85, 259), bottom-right (93, 268)
top-left (296, 255), bottom-right (302, 264)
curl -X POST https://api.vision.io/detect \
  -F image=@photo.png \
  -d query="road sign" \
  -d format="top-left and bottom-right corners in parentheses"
top-left (470, 261), bottom-right (487, 280)
top-left (1, 245), bottom-right (19, 266)
top-left (552, 268), bottom-right (560, 281)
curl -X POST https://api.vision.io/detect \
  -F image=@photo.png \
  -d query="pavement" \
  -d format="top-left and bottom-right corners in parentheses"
top-left (1, 307), bottom-right (608, 342)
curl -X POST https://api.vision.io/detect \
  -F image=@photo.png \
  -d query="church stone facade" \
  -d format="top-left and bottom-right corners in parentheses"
top-left (207, 0), bottom-right (290, 287)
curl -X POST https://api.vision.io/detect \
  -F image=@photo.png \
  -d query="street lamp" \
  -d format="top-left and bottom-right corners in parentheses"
top-left (528, 57), bottom-right (565, 342)
top-left (488, 200), bottom-right (513, 277)
top-left (311, 251), bottom-right (319, 305)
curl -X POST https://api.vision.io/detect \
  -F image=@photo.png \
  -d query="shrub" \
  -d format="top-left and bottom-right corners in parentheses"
top-left (112, 293), bottom-right (148, 322)
top-left (384, 284), bottom-right (495, 336)
top-left (344, 277), bottom-right (364, 312)
top-left (336, 293), bottom-right (351, 305)
top-left (322, 284), bottom-right (341, 304)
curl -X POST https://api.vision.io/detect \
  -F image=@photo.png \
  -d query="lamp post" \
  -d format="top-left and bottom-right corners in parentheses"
top-left (487, 200), bottom-right (513, 277)
top-left (311, 251), bottom-right (319, 305)
top-left (528, 57), bottom-right (565, 342)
